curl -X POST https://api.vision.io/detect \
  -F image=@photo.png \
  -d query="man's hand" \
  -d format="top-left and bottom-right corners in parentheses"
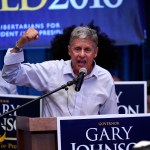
top-left (11, 28), bottom-right (39, 53)
top-left (17, 28), bottom-right (39, 48)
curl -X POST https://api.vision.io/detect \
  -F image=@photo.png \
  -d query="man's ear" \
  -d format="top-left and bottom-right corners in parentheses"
top-left (68, 45), bottom-right (71, 56)
top-left (94, 47), bottom-right (99, 58)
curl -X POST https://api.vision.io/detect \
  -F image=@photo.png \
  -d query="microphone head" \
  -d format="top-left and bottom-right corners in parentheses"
top-left (79, 67), bottom-right (87, 74)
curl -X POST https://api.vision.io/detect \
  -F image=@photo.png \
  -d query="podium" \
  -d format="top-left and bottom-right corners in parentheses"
top-left (16, 116), bottom-right (57, 150)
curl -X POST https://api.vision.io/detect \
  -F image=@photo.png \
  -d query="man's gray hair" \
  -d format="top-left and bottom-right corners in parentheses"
top-left (69, 26), bottom-right (98, 46)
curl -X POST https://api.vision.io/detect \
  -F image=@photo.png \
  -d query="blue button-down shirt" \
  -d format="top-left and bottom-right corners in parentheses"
top-left (0, 71), bottom-right (18, 94)
top-left (2, 48), bottom-right (118, 117)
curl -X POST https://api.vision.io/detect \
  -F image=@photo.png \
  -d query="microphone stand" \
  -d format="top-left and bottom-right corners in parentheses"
top-left (0, 78), bottom-right (77, 118)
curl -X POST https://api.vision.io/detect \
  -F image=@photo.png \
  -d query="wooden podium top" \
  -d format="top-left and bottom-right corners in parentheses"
top-left (16, 116), bottom-right (57, 132)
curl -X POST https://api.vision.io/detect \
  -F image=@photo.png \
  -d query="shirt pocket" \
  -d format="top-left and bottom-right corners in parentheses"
top-left (86, 94), bottom-right (106, 115)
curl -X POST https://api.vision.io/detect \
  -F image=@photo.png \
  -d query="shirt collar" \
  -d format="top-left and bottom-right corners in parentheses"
top-left (63, 60), bottom-right (75, 77)
top-left (85, 62), bottom-right (99, 79)
top-left (63, 60), bottom-right (99, 78)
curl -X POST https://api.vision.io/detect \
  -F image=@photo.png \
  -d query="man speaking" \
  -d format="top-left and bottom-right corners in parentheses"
top-left (2, 26), bottom-right (118, 117)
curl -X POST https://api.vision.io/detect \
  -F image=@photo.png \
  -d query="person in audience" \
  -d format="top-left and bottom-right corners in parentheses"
top-left (2, 26), bottom-right (118, 117)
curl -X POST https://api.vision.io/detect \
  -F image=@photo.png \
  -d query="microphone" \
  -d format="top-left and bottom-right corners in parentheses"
top-left (75, 68), bottom-right (87, 92)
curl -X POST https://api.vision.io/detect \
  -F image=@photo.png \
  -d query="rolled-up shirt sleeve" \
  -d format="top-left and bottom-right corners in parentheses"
top-left (2, 48), bottom-right (24, 84)
top-left (2, 48), bottom-right (57, 92)
top-left (4, 48), bottom-right (24, 65)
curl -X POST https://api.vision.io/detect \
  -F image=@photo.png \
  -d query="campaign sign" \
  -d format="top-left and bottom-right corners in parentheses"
top-left (57, 114), bottom-right (150, 150)
top-left (0, 94), bottom-right (41, 150)
top-left (115, 81), bottom-right (147, 114)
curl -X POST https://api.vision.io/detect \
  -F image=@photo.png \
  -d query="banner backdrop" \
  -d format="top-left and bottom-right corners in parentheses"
top-left (0, 0), bottom-right (145, 49)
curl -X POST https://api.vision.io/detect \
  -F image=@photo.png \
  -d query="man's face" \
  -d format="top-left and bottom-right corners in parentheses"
top-left (68, 38), bottom-right (98, 75)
